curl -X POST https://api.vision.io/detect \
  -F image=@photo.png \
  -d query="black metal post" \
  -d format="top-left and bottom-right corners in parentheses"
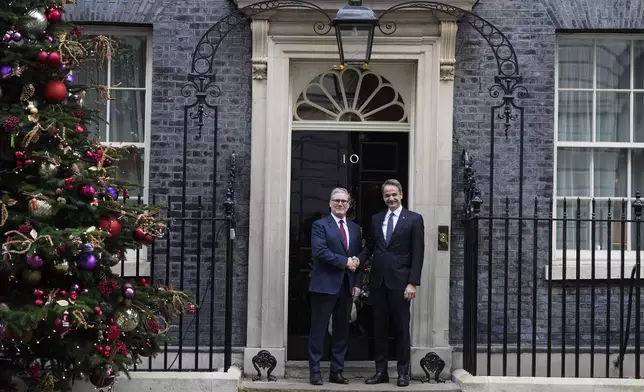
top-left (223, 154), bottom-right (237, 372)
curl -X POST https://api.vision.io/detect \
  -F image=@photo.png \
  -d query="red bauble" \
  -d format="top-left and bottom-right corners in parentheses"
top-left (47, 52), bottom-right (61, 67)
top-left (42, 80), bottom-right (68, 104)
top-left (99, 217), bottom-right (122, 237)
top-left (46, 9), bottom-right (62, 23)
top-left (143, 233), bottom-right (154, 244)
top-left (133, 227), bottom-right (146, 241)
top-left (37, 51), bottom-right (49, 62)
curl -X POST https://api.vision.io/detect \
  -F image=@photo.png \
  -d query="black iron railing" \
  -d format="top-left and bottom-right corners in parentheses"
top-left (116, 155), bottom-right (237, 373)
top-left (462, 152), bottom-right (644, 379)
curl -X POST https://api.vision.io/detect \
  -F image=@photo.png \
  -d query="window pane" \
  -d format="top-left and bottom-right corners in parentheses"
top-left (596, 92), bottom-right (629, 142)
top-left (557, 147), bottom-right (591, 196)
top-left (558, 91), bottom-right (592, 141)
top-left (74, 43), bottom-right (108, 86)
top-left (594, 149), bottom-right (627, 197)
top-left (634, 41), bottom-right (644, 89)
top-left (556, 199), bottom-right (590, 250)
top-left (633, 93), bottom-right (644, 142)
top-left (558, 39), bottom-right (593, 89)
top-left (84, 88), bottom-right (107, 141)
top-left (109, 90), bottom-right (145, 143)
top-left (111, 35), bottom-right (146, 88)
top-left (595, 200), bottom-right (627, 251)
top-left (113, 147), bottom-right (144, 189)
top-left (596, 40), bottom-right (630, 89)
top-left (632, 149), bottom-right (644, 195)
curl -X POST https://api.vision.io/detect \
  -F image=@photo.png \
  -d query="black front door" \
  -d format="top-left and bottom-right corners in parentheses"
top-left (288, 131), bottom-right (409, 361)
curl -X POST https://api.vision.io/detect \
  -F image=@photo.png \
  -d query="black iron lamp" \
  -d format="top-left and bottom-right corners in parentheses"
top-left (332, 0), bottom-right (379, 69)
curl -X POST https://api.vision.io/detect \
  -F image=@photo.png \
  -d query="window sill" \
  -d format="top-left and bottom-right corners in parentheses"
top-left (545, 261), bottom-right (642, 280)
top-left (109, 249), bottom-right (150, 277)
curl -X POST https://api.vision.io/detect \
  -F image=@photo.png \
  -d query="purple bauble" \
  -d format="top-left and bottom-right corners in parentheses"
top-left (11, 32), bottom-right (21, 41)
top-left (78, 253), bottom-right (96, 271)
top-left (77, 242), bottom-right (96, 270)
top-left (65, 73), bottom-right (74, 83)
top-left (0, 323), bottom-right (5, 339)
top-left (26, 255), bottom-right (44, 269)
top-left (0, 65), bottom-right (11, 76)
top-left (80, 184), bottom-right (96, 198)
top-left (2, 33), bottom-right (10, 42)
top-left (105, 186), bottom-right (118, 201)
top-left (124, 287), bottom-right (135, 297)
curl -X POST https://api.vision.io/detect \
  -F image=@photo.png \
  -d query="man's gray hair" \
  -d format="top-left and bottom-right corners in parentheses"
top-left (330, 187), bottom-right (351, 201)
top-left (381, 179), bottom-right (403, 194)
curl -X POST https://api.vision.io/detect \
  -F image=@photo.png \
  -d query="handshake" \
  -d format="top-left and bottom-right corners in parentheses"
top-left (346, 256), bottom-right (360, 272)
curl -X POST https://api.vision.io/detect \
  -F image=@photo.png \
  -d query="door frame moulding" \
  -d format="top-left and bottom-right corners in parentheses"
top-left (245, 14), bottom-right (457, 379)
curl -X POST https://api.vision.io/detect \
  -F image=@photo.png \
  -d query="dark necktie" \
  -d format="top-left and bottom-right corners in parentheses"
top-left (385, 213), bottom-right (395, 244)
top-left (339, 219), bottom-right (348, 250)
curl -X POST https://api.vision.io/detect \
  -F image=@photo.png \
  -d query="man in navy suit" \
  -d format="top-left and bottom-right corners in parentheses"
top-left (358, 179), bottom-right (425, 387)
top-left (308, 188), bottom-right (363, 385)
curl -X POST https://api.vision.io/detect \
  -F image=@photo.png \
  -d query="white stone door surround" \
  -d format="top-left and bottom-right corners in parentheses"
top-left (237, 0), bottom-right (477, 378)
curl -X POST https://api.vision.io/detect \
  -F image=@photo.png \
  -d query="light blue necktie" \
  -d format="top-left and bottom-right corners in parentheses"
top-left (385, 212), bottom-right (395, 244)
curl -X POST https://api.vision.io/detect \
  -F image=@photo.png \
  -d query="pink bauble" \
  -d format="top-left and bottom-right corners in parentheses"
top-left (80, 184), bottom-right (96, 198)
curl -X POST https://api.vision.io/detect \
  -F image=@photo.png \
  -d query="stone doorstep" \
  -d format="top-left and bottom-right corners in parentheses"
top-left (283, 361), bottom-right (448, 381)
top-left (238, 378), bottom-right (461, 392)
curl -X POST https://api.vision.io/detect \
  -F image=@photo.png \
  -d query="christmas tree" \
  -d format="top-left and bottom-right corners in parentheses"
top-left (0, 2), bottom-right (194, 392)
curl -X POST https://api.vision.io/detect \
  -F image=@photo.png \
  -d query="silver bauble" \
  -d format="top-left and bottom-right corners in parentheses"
top-left (28, 198), bottom-right (54, 218)
top-left (23, 9), bottom-right (48, 35)
top-left (38, 161), bottom-right (58, 177)
top-left (115, 308), bottom-right (140, 332)
top-left (106, 253), bottom-right (121, 267)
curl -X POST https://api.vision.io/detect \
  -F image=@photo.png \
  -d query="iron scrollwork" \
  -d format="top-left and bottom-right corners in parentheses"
top-left (191, 1), bottom-right (333, 76)
top-left (419, 352), bottom-right (445, 383)
top-left (377, 2), bottom-right (527, 136)
top-left (251, 350), bottom-right (278, 381)
top-left (180, 73), bottom-right (220, 139)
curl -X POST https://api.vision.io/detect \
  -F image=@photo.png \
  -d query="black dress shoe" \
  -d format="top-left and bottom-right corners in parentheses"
top-left (397, 375), bottom-right (409, 387)
top-left (309, 373), bottom-right (323, 385)
top-left (365, 372), bottom-right (389, 384)
top-left (329, 371), bottom-right (349, 384)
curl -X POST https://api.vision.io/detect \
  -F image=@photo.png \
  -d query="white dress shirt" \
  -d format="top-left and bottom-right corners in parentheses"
top-left (382, 205), bottom-right (403, 239)
top-left (331, 213), bottom-right (349, 249)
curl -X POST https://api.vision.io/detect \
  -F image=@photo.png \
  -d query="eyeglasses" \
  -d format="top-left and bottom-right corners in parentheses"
top-left (332, 199), bottom-right (349, 204)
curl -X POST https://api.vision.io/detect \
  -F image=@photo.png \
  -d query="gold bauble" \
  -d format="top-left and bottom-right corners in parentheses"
top-left (28, 198), bottom-right (54, 218)
top-left (115, 308), bottom-right (140, 332)
top-left (22, 269), bottom-right (41, 285)
top-left (38, 162), bottom-right (59, 177)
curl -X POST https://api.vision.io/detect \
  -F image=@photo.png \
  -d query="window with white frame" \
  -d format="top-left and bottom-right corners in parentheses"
top-left (555, 35), bottom-right (644, 261)
top-left (74, 26), bottom-right (152, 275)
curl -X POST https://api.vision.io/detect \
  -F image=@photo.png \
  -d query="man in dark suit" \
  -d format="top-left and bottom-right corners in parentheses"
top-left (358, 179), bottom-right (425, 387)
top-left (308, 188), bottom-right (363, 385)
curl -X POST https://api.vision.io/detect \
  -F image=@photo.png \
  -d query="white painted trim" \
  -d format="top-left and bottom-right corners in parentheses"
top-left (292, 121), bottom-right (411, 132)
top-left (452, 368), bottom-right (644, 389)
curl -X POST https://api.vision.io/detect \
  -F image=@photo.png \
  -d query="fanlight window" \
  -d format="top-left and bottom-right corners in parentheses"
top-left (294, 68), bottom-right (407, 122)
